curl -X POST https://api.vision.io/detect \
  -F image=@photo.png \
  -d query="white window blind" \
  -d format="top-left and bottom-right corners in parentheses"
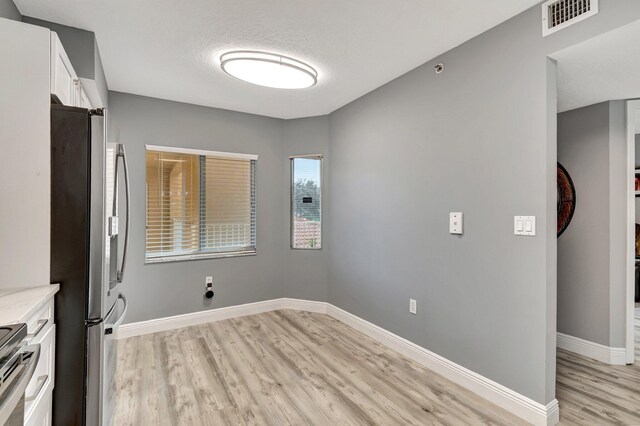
top-left (146, 146), bottom-right (257, 262)
top-left (290, 156), bottom-right (322, 249)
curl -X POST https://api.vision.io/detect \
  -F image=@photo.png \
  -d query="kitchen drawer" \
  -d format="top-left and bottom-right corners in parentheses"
top-left (24, 298), bottom-right (53, 338)
top-left (24, 323), bottom-right (55, 423)
top-left (25, 390), bottom-right (52, 426)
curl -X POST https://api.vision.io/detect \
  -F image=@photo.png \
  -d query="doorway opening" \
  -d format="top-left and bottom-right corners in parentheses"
top-left (550, 19), bottom-right (640, 424)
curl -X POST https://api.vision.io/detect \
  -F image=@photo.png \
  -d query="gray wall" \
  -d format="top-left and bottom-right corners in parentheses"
top-left (109, 92), bottom-right (287, 323)
top-left (0, 0), bottom-right (20, 21)
top-left (282, 117), bottom-right (330, 301)
top-left (326, 27), bottom-right (554, 405)
top-left (325, 0), bottom-right (640, 406)
top-left (93, 39), bottom-right (108, 107)
top-left (557, 101), bottom-right (627, 348)
top-left (104, 0), bottom-right (640, 408)
top-left (608, 101), bottom-right (627, 347)
top-left (108, 93), bottom-right (333, 322)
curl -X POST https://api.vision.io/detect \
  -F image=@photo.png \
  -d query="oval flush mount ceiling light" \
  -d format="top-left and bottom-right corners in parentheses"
top-left (220, 51), bottom-right (318, 89)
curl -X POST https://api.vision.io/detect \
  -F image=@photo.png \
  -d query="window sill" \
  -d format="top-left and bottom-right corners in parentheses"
top-left (145, 250), bottom-right (256, 264)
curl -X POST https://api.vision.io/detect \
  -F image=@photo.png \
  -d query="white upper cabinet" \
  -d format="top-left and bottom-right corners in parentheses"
top-left (50, 32), bottom-right (100, 109)
top-left (75, 80), bottom-right (92, 109)
top-left (50, 32), bottom-right (78, 106)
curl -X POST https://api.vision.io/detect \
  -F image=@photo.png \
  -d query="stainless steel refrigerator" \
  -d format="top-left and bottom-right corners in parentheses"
top-left (50, 104), bottom-right (129, 426)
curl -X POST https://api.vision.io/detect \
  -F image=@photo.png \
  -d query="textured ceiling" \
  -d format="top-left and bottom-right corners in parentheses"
top-left (15, 0), bottom-right (540, 119)
top-left (552, 20), bottom-right (640, 118)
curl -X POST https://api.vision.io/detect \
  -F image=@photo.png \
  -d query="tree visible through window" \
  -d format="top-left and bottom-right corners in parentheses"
top-left (291, 156), bottom-right (322, 249)
top-left (145, 146), bottom-right (257, 262)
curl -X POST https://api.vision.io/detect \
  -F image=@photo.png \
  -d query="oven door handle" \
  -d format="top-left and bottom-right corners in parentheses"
top-left (0, 344), bottom-right (40, 426)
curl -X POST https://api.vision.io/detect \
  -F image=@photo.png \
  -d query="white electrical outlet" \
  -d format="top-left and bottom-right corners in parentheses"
top-left (409, 299), bottom-right (417, 315)
top-left (206, 276), bottom-right (213, 285)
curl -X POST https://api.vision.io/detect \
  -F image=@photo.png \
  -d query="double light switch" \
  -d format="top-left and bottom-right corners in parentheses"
top-left (514, 216), bottom-right (536, 236)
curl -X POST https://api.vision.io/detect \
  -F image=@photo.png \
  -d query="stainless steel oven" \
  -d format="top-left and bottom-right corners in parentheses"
top-left (0, 324), bottom-right (40, 426)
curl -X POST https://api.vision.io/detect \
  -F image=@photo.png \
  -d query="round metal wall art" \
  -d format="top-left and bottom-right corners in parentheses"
top-left (557, 162), bottom-right (576, 237)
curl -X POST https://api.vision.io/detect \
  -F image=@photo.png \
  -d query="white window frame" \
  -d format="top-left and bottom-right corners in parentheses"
top-left (145, 144), bottom-right (258, 263)
top-left (290, 154), bottom-right (323, 250)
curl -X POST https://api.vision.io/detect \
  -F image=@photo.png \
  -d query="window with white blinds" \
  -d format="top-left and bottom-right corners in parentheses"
top-left (145, 145), bottom-right (257, 262)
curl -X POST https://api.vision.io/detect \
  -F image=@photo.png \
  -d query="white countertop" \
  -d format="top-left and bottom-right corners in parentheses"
top-left (0, 284), bottom-right (59, 325)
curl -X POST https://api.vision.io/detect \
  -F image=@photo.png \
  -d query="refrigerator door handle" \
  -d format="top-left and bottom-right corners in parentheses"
top-left (116, 144), bottom-right (130, 284)
top-left (105, 293), bottom-right (128, 335)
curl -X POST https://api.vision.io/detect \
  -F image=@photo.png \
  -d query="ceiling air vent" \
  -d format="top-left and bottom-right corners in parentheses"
top-left (542, 0), bottom-right (599, 37)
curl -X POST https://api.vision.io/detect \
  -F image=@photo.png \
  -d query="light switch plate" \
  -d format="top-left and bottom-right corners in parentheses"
top-left (449, 212), bottom-right (463, 235)
top-left (514, 216), bottom-right (536, 236)
top-left (206, 276), bottom-right (213, 285)
top-left (409, 299), bottom-right (417, 315)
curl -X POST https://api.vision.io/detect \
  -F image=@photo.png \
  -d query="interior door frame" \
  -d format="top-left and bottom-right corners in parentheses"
top-left (625, 100), bottom-right (639, 364)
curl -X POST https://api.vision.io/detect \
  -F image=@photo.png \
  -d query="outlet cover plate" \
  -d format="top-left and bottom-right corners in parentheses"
top-left (449, 212), bottom-right (463, 235)
top-left (409, 299), bottom-right (417, 315)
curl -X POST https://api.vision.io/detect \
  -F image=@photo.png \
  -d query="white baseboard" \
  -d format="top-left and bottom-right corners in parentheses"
top-left (116, 299), bottom-right (284, 339)
top-left (557, 332), bottom-right (627, 365)
top-left (327, 304), bottom-right (559, 426)
top-left (280, 298), bottom-right (328, 314)
top-left (117, 298), bottom-right (559, 426)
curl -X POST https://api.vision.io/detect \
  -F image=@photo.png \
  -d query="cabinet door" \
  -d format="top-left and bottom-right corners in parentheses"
top-left (24, 324), bottom-right (55, 422)
top-left (50, 33), bottom-right (77, 105)
top-left (79, 83), bottom-right (92, 109)
top-left (74, 80), bottom-right (93, 109)
top-left (25, 392), bottom-right (52, 426)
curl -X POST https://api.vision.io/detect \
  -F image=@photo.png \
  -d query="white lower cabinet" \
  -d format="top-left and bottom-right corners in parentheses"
top-left (24, 299), bottom-right (55, 426)
top-left (25, 392), bottom-right (51, 426)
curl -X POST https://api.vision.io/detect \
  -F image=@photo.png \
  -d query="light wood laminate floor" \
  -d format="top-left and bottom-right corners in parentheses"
top-left (556, 324), bottom-right (640, 425)
top-left (114, 310), bottom-right (527, 425)
top-left (115, 309), bottom-right (640, 425)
